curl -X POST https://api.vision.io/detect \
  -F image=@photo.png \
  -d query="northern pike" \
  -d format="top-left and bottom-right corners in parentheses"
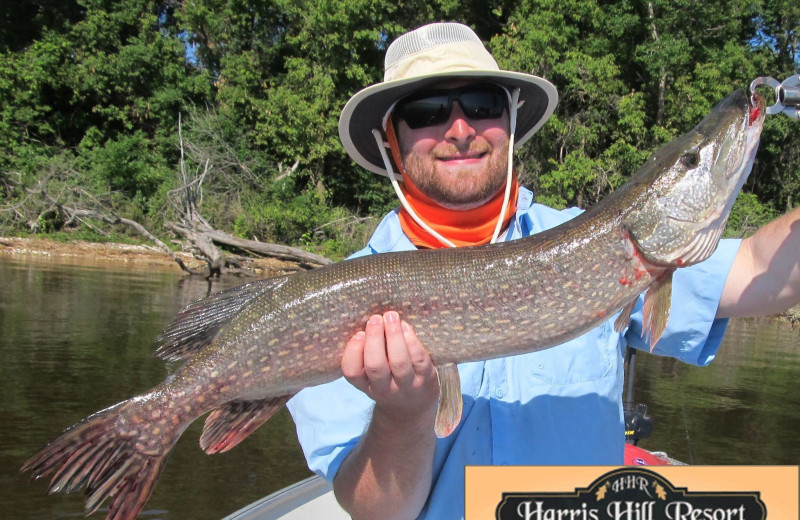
top-left (23, 90), bottom-right (764, 520)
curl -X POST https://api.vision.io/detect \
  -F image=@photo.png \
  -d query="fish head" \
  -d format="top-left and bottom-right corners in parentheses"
top-left (626, 89), bottom-right (765, 267)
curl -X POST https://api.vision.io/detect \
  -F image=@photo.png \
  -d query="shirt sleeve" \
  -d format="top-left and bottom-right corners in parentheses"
top-left (286, 377), bottom-right (374, 481)
top-left (625, 238), bottom-right (742, 366)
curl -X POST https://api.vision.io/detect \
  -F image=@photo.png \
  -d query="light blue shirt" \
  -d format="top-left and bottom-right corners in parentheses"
top-left (286, 187), bottom-right (739, 519)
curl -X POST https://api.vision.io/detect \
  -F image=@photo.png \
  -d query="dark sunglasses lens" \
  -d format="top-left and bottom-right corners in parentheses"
top-left (397, 86), bottom-right (507, 129)
top-left (399, 95), bottom-right (451, 129)
top-left (459, 88), bottom-right (506, 119)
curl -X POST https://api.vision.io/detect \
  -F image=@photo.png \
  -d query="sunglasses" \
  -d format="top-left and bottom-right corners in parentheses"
top-left (393, 84), bottom-right (509, 129)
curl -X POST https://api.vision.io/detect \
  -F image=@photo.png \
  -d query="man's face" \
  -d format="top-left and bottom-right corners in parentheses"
top-left (394, 82), bottom-right (510, 210)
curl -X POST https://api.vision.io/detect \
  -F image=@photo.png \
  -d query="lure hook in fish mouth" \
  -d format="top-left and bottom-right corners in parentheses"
top-left (749, 92), bottom-right (765, 125)
top-left (749, 74), bottom-right (800, 119)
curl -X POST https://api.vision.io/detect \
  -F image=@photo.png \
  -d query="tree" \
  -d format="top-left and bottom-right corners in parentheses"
top-left (1, 0), bottom-right (798, 265)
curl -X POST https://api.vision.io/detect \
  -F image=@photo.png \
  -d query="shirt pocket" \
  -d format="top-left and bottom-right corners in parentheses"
top-left (524, 323), bottom-right (615, 386)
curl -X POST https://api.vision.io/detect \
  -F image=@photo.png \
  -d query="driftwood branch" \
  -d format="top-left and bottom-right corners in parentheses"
top-left (165, 113), bottom-right (332, 275)
top-left (28, 186), bottom-right (203, 275)
top-left (201, 228), bottom-right (332, 267)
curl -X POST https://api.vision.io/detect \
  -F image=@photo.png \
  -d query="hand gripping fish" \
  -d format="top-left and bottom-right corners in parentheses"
top-left (23, 90), bottom-right (765, 520)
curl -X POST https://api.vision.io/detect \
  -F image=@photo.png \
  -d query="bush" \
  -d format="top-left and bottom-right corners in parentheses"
top-left (724, 192), bottom-right (778, 238)
top-left (232, 179), bottom-right (377, 260)
top-left (80, 132), bottom-right (171, 205)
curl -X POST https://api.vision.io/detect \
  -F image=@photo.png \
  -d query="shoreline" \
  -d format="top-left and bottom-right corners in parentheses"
top-left (0, 236), bottom-right (298, 275)
top-left (3, 235), bottom-right (798, 324)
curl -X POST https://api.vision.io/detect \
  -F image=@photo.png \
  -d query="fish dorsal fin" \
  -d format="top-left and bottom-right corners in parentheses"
top-left (200, 395), bottom-right (293, 454)
top-left (643, 270), bottom-right (674, 350)
top-left (154, 277), bottom-right (286, 362)
top-left (434, 363), bottom-right (462, 438)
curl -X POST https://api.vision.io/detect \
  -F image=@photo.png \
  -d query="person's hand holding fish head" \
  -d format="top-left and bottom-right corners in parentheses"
top-left (341, 311), bottom-right (440, 426)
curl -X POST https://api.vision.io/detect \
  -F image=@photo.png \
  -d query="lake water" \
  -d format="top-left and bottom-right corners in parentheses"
top-left (1, 255), bottom-right (799, 519)
top-left (0, 256), bottom-right (311, 520)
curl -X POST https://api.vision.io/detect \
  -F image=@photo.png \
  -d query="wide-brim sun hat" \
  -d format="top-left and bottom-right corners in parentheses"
top-left (339, 22), bottom-right (559, 177)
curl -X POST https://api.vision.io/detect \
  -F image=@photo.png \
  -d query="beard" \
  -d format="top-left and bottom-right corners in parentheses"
top-left (401, 141), bottom-right (510, 209)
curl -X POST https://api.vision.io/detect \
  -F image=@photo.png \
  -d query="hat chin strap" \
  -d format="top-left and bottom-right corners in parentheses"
top-left (371, 87), bottom-right (520, 248)
top-left (492, 87), bottom-right (520, 244)
top-left (371, 129), bottom-right (458, 248)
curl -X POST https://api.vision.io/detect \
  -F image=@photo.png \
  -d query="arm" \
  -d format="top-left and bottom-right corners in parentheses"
top-left (718, 206), bottom-right (800, 318)
top-left (333, 311), bottom-right (440, 520)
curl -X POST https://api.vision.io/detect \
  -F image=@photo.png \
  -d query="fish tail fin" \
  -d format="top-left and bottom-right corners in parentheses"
top-left (200, 395), bottom-right (292, 454)
top-left (22, 398), bottom-right (180, 520)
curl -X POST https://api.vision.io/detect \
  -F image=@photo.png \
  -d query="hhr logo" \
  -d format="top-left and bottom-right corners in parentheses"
top-left (496, 468), bottom-right (766, 520)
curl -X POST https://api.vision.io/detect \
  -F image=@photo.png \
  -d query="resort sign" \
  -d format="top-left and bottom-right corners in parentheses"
top-left (493, 468), bottom-right (767, 520)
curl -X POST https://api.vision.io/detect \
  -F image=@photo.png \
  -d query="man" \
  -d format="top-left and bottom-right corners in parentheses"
top-left (287, 22), bottom-right (800, 520)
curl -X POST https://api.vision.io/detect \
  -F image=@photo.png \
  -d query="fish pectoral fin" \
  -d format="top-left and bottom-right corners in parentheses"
top-left (200, 395), bottom-right (292, 454)
top-left (642, 270), bottom-right (674, 350)
top-left (434, 363), bottom-right (462, 438)
top-left (154, 278), bottom-right (285, 362)
top-left (614, 299), bottom-right (638, 333)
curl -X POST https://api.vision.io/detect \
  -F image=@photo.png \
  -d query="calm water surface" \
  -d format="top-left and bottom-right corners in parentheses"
top-left (2, 255), bottom-right (800, 519)
top-left (0, 256), bottom-right (311, 520)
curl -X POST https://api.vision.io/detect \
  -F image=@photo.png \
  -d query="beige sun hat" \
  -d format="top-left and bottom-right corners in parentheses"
top-left (338, 22), bottom-right (558, 176)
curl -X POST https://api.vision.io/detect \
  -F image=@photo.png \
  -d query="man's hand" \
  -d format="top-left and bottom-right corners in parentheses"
top-left (334, 311), bottom-right (440, 520)
top-left (341, 311), bottom-right (439, 421)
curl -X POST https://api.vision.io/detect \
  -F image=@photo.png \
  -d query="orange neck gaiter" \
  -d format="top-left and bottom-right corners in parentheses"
top-left (385, 116), bottom-right (519, 249)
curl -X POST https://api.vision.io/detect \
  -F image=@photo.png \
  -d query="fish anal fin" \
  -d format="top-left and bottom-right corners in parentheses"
top-left (614, 299), bottom-right (637, 333)
top-left (201, 396), bottom-right (292, 454)
top-left (434, 363), bottom-right (462, 438)
top-left (643, 270), bottom-right (674, 350)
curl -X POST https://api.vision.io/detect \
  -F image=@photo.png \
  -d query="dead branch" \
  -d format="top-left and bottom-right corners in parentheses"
top-left (647, 1), bottom-right (667, 127)
top-left (274, 160), bottom-right (300, 181)
top-left (28, 186), bottom-right (203, 275)
top-left (312, 215), bottom-right (375, 233)
top-left (166, 113), bottom-right (331, 274)
top-left (200, 228), bottom-right (332, 267)
top-left (166, 112), bottom-right (228, 276)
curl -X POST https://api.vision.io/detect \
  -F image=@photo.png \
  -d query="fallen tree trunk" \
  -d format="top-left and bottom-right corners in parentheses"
top-left (164, 221), bottom-right (227, 276)
top-left (202, 229), bottom-right (332, 267)
top-left (163, 114), bottom-right (332, 274)
top-left (165, 220), bottom-right (332, 274)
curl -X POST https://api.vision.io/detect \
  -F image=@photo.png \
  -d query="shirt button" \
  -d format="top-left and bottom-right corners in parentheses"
top-left (495, 387), bottom-right (505, 398)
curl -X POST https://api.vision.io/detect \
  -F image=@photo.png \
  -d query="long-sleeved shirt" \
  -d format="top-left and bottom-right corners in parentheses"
top-left (286, 187), bottom-right (739, 519)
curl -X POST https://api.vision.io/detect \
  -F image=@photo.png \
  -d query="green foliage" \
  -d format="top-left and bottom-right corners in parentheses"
top-left (0, 0), bottom-right (798, 256)
top-left (81, 131), bottom-right (171, 203)
top-left (34, 229), bottom-right (146, 244)
top-left (232, 179), bottom-right (374, 260)
top-left (725, 192), bottom-right (778, 238)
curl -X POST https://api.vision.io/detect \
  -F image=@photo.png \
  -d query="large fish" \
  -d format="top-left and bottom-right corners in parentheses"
top-left (23, 90), bottom-right (764, 519)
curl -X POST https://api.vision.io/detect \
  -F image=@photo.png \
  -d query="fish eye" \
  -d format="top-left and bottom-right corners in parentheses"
top-left (681, 152), bottom-right (700, 168)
